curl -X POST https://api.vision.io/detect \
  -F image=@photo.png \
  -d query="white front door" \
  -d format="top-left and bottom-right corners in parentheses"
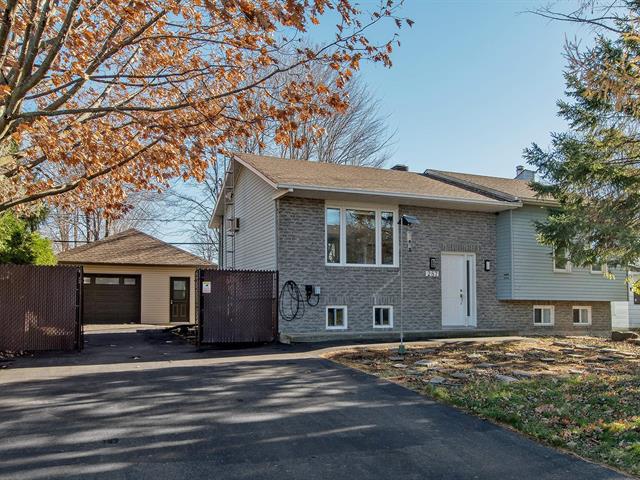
top-left (441, 253), bottom-right (477, 327)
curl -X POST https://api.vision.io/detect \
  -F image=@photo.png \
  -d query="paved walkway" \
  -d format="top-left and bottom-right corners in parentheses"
top-left (0, 328), bottom-right (630, 479)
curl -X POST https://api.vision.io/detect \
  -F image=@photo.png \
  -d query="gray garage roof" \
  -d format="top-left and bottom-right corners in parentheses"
top-left (57, 229), bottom-right (212, 267)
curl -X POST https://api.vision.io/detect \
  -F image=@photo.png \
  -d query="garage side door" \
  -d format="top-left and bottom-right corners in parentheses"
top-left (83, 274), bottom-right (141, 324)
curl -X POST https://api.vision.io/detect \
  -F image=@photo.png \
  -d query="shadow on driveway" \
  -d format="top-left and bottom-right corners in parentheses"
top-left (0, 330), bottom-right (630, 480)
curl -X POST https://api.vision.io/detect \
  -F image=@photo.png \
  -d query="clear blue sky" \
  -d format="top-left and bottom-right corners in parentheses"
top-left (347, 0), bottom-right (586, 177)
top-left (161, 0), bottom-right (589, 245)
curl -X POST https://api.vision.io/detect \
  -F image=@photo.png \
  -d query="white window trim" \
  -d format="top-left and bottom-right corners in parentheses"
top-left (533, 305), bottom-right (555, 326)
top-left (326, 305), bottom-right (348, 330)
top-left (552, 248), bottom-right (572, 273)
top-left (572, 305), bottom-right (592, 325)
top-left (325, 203), bottom-right (399, 268)
top-left (373, 305), bottom-right (394, 329)
top-left (590, 264), bottom-right (607, 275)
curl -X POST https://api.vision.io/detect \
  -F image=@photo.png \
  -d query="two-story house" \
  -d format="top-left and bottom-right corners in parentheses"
top-left (211, 153), bottom-right (627, 342)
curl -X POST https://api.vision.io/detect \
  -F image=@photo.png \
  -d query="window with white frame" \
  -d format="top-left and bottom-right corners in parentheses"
top-left (325, 205), bottom-right (397, 266)
top-left (590, 263), bottom-right (607, 275)
top-left (326, 306), bottom-right (347, 329)
top-left (553, 247), bottom-right (571, 272)
top-left (326, 208), bottom-right (341, 264)
top-left (373, 306), bottom-right (393, 328)
top-left (533, 305), bottom-right (554, 326)
top-left (346, 209), bottom-right (376, 264)
top-left (572, 306), bottom-right (592, 325)
top-left (380, 212), bottom-right (394, 265)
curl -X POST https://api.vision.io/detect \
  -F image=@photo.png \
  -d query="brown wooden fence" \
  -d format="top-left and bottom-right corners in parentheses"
top-left (197, 269), bottom-right (278, 344)
top-left (0, 265), bottom-right (83, 352)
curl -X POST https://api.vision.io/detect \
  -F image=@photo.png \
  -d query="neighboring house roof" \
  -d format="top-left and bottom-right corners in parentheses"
top-left (57, 229), bottom-right (212, 267)
top-left (425, 169), bottom-right (553, 205)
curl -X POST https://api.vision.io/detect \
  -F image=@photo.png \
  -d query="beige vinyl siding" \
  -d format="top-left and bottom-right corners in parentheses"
top-left (224, 164), bottom-right (277, 270)
top-left (83, 265), bottom-right (196, 324)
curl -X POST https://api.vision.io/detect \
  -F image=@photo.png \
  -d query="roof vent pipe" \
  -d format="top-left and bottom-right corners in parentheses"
top-left (391, 164), bottom-right (409, 172)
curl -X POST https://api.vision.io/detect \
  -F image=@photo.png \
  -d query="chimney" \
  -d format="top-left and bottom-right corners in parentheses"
top-left (390, 164), bottom-right (408, 172)
top-left (515, 165), bottom-right (535, 181)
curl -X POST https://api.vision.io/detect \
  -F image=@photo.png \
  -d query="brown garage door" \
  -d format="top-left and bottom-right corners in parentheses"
top-left (83, 274), bottom-right (141, 324)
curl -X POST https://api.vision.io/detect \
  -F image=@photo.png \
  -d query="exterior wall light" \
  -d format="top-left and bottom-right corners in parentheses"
top-left (484, 259), bottom-right (491, 271)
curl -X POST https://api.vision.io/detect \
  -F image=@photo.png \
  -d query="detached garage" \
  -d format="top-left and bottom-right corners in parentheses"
top-left (57, 229), bottom-right (212, 325)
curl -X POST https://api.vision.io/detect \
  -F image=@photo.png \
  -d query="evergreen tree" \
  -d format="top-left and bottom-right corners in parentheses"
top-left (0, 211), bottom-right (56, 265)
top-left (525, 2), bottom-right (640, 269)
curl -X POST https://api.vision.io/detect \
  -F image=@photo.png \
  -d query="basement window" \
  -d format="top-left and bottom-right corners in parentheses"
top-left (326, 306), bottom-right (347, 330)
top-left (373, 306), bottom-right (393, 328)
top-left (573, 306), bottom-right (592, 325)
top-left (533, 305), bottom-right (554, 326)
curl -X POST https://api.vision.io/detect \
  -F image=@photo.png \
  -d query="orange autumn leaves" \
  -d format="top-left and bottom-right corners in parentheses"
top-left (0, 0), bottom-right (408, 216)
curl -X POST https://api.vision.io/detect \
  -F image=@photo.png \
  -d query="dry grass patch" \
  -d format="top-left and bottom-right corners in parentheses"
top-left (327, 337), bottom-right (640, 477)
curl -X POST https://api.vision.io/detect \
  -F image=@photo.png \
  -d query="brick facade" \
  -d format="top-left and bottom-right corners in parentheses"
top-left (277, 197), bottom-right (611, 337)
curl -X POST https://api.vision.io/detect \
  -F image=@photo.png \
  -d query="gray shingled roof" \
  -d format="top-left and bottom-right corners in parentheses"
top-left (57, 229), bottom-right (211, 267)
top-left (425, 169), bottom-right (544, 203)
top-left (235, 153), bottom-right (517, 203)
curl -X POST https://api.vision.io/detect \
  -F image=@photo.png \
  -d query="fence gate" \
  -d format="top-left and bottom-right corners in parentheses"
top-left (197, 269), bottom-right (278, 344)
top-left (0, 265), bottom-right (83, 352)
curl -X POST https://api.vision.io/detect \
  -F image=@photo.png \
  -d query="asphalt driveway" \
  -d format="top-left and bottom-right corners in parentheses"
top-left (0, 328), bottom-right (630, 480)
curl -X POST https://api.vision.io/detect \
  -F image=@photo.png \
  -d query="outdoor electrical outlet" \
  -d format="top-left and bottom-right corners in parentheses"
top-left (305, 285), bottom-right (313, 298)
top-left (314, 286), bottom-right (321, 296)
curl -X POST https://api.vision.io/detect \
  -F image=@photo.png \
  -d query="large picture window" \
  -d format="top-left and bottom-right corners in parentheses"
top-left (346, 209), bottom-right (376, 264)
top-left (325, 205), bottom-right (398, 266)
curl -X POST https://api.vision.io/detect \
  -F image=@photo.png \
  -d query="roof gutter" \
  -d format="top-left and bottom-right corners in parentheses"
top-left (273, 188), bottom-right (293, 200)
top-left (274, 183), bottom-right (522, 209)
top-left (523, 199), bottom-right (560, 208)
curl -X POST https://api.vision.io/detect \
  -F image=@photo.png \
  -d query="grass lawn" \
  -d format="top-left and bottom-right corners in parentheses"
top-left (327, 337), bottom-right (640, 477)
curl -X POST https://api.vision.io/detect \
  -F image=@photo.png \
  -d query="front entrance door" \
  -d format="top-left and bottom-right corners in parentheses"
top-left (441, 253), bottom-right (476, 327)
top-left (170, 277), bottom-right (190, 323)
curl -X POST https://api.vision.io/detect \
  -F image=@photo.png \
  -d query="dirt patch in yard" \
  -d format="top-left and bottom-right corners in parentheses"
top-left (327, 337), bottom-right (640, 477)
